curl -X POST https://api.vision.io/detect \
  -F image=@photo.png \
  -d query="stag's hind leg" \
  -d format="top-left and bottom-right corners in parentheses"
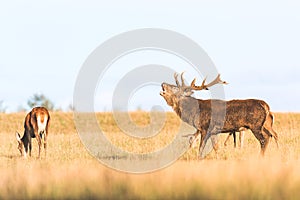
top-left (263, 113), bottom-right (279, 148)
top-left (251, 129), bottom-right (271, 156)
top-left (263, 126), bottom-right (279, 148)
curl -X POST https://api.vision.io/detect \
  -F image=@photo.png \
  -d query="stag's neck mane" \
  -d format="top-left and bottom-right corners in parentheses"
top-left (172, 102), bottom-right (181, 118)
top-left (172, 96), bottom-right (201, 125)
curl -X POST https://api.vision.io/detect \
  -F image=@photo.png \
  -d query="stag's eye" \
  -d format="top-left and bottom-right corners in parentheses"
top-left (171, 87), bottom-right (179, 92)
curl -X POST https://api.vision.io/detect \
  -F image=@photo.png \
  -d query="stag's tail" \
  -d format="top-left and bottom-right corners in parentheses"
top-left (37, 113), bottom-right (48, 142)
top-left (263, 111), bottom-right (279, 148)
top-left (270, 112), bottom-right (279, 145)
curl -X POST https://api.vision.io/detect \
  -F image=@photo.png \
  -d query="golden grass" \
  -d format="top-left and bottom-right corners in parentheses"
top-left (0, 112), bottom-right (300, 199)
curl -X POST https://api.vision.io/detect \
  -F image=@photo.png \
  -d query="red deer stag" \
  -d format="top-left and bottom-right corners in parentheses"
top-left (16, 107), bottom-right (50, 158)
top-left (160, 72), bottom-right (278, 158)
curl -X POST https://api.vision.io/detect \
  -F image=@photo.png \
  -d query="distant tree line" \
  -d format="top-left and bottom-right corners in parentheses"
top-left (1, 93), bottom-right (73, 113)
top-left (27, 93), bottom-right (55, 111)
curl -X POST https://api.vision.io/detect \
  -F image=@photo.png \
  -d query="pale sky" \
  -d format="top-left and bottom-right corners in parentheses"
top-left (1, 0), bottom-right (300, 112)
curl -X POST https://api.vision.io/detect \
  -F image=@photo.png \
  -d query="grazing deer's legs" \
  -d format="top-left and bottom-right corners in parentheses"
top-left (189, 130), bottom-right (201, 148)
top-left (44, 135), bottom-right (47, 157)
top-left (29, 139), bottom-right (32, 157)
top-left (224, 131), bottom-right (242, 148)
top-left (233, 132), bottom-right (237, 148)
top-left (45, 120), bottom-right (49, 157)
top-left (33, 121), bottom-right (41, 158)
top-left (224, 132), bottom-right (232, 147)
top-left (239, 131), bottom-right (245, 148)
top-left (224, 131), bottom-right (245, 148)
top-left (36, 135), bottom-right (42, 158)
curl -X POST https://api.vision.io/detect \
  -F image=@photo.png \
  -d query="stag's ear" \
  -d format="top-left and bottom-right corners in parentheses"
top-left (15, 132), bottom-right (21, 143)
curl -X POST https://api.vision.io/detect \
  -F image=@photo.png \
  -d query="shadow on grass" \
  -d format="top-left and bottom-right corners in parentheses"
top-left (0, 154), bottom-right (20, 159)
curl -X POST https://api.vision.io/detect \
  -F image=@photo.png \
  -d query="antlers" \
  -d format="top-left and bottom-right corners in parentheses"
top-left (174, 73), bottom-right (180, 86)
top-left (190, 74), bottom-right (228, 90)
top-left (174, 72), bottom-right (187, 87)
top-left (174, 72), bottom-right (228, 90)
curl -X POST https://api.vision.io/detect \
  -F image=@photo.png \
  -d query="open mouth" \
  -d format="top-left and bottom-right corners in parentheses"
top-left (160, 84), bottom-right (165, 96)
top-left (160, 90), bottom-right (165, 96)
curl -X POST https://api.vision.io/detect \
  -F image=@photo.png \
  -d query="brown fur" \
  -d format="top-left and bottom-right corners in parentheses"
top-left (160, 74), bottom-right (278, 158)
top-left (16, 107), bottom-right (50, 158)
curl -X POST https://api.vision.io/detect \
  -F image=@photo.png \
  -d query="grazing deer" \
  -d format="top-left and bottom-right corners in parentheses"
top-left (16, 107), bottom-right (50, 158)
top-left (160, 72), bottom-right (278, 158)
top-left (190, 129), bottom-right (245, 151)
top-left (224, 129), bottom-right (245, 148)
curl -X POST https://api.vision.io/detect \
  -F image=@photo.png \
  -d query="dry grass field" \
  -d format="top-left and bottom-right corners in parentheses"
top-left (0, 111), bottom-right (300, 199)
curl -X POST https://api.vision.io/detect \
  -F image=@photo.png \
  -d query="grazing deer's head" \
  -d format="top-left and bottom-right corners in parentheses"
top-left (15, 132), bottom-right (26, 157)
top-left (160, 72), bottom-right (227, 107)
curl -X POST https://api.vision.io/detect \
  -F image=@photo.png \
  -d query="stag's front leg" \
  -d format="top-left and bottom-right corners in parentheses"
top-left (260, 132), bottom-right (271, 156)
top-left (198, 130), bottom-right (207, 159)
top-left (198, 131), bottom-right (219, 159)
top-left (211, 134), bottom-right (219, 159)
top-left (252, 129), bottom-right (270, 156)
top-left (189, 130), bottom-right (201, 148)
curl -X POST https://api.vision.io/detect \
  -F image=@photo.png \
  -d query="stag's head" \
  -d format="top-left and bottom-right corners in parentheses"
top-left (160, 72), bottom-right (227, 107)
top-left (15, 132), bottom-right (26, 157)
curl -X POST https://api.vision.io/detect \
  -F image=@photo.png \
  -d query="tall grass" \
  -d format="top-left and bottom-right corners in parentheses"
top-left (0, 112), bottom-right (299, 199)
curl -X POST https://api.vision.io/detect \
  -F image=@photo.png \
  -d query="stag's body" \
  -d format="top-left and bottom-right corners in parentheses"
top-left (224, 111), bottom-right (275, 148)
top-left (16, 107), bottom-right (50, 158)
top-left (180, 98), bottom-right (276, 154)
top-left (160, 73), bottom-right (278, 158)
